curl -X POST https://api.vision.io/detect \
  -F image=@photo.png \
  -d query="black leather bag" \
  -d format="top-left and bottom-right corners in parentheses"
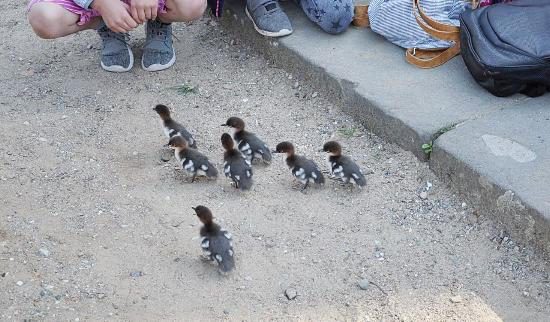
top-left (460, 0), bottom-right (550, 97)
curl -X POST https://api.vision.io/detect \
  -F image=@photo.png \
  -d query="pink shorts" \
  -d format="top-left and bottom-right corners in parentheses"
top-left (27, 0), bottom-right (167, 26)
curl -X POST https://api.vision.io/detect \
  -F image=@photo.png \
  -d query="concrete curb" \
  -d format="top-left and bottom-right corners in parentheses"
top-left (219, 2), bottom-right (550, 256)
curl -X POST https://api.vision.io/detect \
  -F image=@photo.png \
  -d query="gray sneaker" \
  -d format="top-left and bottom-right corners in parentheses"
top-left (142, 20), bottom-right (176, 72)
top-left (245, 0), bottom-right (293, 37)
top-left (97, 23), bottom-right (134, 73)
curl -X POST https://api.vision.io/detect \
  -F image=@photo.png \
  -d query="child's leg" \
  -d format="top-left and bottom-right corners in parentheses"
top-left (159, 0), bottom-right (207, 23)
top-left (28, 2), bottom-right (100, 39)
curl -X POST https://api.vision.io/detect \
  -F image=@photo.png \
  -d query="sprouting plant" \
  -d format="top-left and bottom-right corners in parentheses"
top-left (339, 126), bottom-right (358, 138)
top-left (422, 142), bottom-right (433, 155)
top-left (172, 83), bottom-right (197, 95)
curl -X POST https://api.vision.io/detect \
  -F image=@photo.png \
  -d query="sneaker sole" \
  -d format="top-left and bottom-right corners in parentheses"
top-left (101, 46), bottom-right (134, 73)
top-left (141, 48), bottom-right (176, 72)
top-left (245, 6), bottom-right (293, 38)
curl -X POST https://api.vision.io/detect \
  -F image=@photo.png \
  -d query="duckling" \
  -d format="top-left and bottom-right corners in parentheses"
top-left (273, 141), bottom-right (324, 191)
top-left (193, 205), bottom-right (235, 274)
top-left (221, 133), bottom-right (253, 191)
top-left (222, 117), bottom-right (271, 164)
top-left (168, 135), bottom-right (217, 182)
top-left (153, 104), bottom-right (197, 149)
top-left (322, 141), bottom-right (366, 187)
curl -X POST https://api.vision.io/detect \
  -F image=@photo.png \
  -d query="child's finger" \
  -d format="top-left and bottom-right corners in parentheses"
top-left (145, 7), bottom-right (153, 20)
top-left (124, 14), bottom-right (139, 29)
top-left (151, 7), bottom-right (158, 21)
top-left (131, 7), bottom-right (140, 23)
top-left (138, 8), bottom-right (147, 23)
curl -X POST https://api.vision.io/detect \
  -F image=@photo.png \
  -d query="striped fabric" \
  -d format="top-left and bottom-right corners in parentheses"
top-left (368, 0), bottom-right (472, 49)
top-left (27, 0), bottom-right (167, 26)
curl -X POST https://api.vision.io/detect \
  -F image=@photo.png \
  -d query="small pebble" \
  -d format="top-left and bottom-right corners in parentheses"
top-left (284, 288), bottom-right (297, 300)
top-left (311, 92), bottom-right (318, 98)
top-left (419, 192), bottom-right (428, 200)
top-left (450, 295), bottom-right (463, 303)
top-left (16, 281), bottom-right (24, 286)
top-left (23, 121), bottom-right (30, 126)
top-left (358, 279), bottom-right (370, 290)
top-left (97, 293), bottom-right (106, 299)
top-left (38, 248), bottom-right (50, 257)
top-left (170, 219), bottom-right (184, 228)
top-left (223, 309), bottom-right (230, 315)
top-left (130, 271), bottom-right (144, 278)
top-left (39, 137), bottom-right (47, 142)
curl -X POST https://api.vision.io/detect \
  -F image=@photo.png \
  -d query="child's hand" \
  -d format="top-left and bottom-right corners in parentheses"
top-left (130, 0), bottom-right (159, 24)
top-left (91, 0), bottom-right (138, 33)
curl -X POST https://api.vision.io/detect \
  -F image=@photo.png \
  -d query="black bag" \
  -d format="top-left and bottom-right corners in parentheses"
top-left (460, 0), bottom-right (550, 97)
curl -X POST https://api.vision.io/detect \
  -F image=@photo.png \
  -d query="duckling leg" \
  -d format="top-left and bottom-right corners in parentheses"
top-left (191, 173), bottom-right (197, 183)
top-left (232, 178), bottom-right (240, 189)
top-left (301, 181), bottom-right (310, 192)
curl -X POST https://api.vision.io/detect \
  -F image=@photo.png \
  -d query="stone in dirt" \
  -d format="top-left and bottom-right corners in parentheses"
top-left (358, 279), bottom-right (370, 290)
top-left (130, 271), bottom-right (144, 278)
top-left (419, 192), bottom-right (428, 200)
top-left (450, 295), bottom-right (463, 303)
top-left (38, 248), bottom-right (50, 257)
top-left (284, 288), bottom-right (297, 300)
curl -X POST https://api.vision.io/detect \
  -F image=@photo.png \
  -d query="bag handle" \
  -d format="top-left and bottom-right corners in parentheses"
top-left (406, 0), bottom-right (464, 68)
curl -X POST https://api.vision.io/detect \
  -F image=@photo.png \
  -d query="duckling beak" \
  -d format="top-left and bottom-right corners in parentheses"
top-left (318, 148), bottom-right (324, 152)
top-left (191, 207), bottom-right (196, 211)
top-left (221, 124), bottom-right (227, 127)
top-left (271, 150), bottom-right (279, 154)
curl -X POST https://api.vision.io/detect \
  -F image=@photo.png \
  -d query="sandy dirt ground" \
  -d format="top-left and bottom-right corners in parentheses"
top-left (1, 3), bottom-right (550, 321)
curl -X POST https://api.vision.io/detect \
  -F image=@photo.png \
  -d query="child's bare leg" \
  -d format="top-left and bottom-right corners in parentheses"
top-left (159, 0), bottom-right (207, 23)
top-left (28, 2), bottom-right (100, 39)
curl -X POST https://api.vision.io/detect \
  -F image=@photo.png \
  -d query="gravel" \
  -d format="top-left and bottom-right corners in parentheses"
top-left (1, 7), bottom-right (549, 321)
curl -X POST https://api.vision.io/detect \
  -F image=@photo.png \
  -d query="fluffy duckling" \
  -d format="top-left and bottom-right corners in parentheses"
top-left (193, 205), bottom-right (235, 274)
top-left (273, 141), bottom-right (324, 191)
top-left (222, 117), bottom-right (272, 164)
top-left (168, 135), bottom-right (217, 182)
top-left (153, 104), bottom-right (197, 149)
top-left (221, 133), bottom-right (253, 191)
top-left (323, 141), bottom-right (366, 187)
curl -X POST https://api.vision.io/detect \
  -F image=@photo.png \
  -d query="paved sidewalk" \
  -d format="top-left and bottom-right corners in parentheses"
top-left (221, 1), bottom-right (550, 255)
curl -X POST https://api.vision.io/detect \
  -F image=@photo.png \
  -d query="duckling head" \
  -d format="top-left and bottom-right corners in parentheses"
top-left (273, 141), bottom-right (295, 157)
top-left (222, 117), bottom-right (245, 133)
top-left (221, 133), bottom-right (235, 151)
top-left (153, 104), bottom-right (172, 121)
top-left (168, 135), bottom-right (188, 150)
top-left (323, 141), bottom-right (342, 157)
top-left (192, 205), bottom-right (214, 225)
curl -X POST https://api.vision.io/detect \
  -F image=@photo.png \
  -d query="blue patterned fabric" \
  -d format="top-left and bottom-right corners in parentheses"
top-left (73, 0), bottom-right (93, 9)
top-left (298, 0), bottom-right (354, 34)
top-left (369, 0), bottom-right (472, 49)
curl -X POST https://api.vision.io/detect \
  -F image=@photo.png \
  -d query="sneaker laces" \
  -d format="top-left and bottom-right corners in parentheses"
top-left (98, 25), bottom-right (130, 45)
top-left (147, 21), bottom-right (171, 42)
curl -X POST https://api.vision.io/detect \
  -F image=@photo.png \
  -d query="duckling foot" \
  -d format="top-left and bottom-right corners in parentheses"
top-left (291, 182), bottom-right (306, 193)
top-left (200, 254), bottom-right (213, 262)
